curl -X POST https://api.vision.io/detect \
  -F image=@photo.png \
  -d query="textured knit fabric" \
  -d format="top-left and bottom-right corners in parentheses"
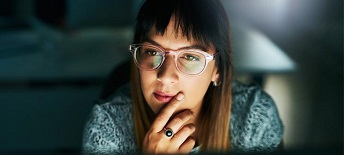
top-left (82, 81), bottom-right (284, 154)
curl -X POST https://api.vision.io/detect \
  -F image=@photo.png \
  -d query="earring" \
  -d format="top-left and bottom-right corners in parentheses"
top-left (213, 81), bottom-right (222, 86)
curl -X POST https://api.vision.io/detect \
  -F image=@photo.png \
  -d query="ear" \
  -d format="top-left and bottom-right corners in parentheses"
top-left (211, 66), bottom-right (220, 82)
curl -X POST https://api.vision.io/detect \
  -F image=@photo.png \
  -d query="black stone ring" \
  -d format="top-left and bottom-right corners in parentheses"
top-left (164, 128), bottom-right (174, 137)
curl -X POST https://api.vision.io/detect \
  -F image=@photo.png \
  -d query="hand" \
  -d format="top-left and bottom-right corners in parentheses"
top-left (142, 93), bottom-right (196, 154)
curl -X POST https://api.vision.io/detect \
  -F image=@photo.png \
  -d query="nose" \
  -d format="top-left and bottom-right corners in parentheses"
top-left (157, 54), bottom-right (179, 84)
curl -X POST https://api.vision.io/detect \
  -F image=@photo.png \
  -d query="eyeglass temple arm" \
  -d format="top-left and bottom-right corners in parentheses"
top-left (129, 45), bottom-right (136, 53)
top-left (206, 52), bottom-right (220, 60)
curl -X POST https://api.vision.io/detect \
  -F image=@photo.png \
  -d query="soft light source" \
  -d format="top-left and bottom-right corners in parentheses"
top-left (231, 22), bottom-right (296, 74)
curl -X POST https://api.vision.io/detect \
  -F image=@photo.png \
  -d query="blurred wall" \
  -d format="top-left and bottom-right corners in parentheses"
top-left (221, 0), bottom-right (343, 151)
top-left (0, 0), bottom-right (134, 153)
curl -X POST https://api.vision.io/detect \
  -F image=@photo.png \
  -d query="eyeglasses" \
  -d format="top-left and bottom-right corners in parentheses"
top-left (129, 43), bottom-right (219, 75)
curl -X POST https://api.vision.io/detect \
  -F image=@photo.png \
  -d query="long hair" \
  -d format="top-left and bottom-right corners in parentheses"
top-left (130, 0), bottom-right (233, 152)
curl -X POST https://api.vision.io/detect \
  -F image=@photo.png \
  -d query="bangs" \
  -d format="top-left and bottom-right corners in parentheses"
top-left (135, 0), bottom-right (226, 47)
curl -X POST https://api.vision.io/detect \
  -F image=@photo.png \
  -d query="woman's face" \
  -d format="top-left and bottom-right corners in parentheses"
top-left (139, 19), bottom-right (219, 115)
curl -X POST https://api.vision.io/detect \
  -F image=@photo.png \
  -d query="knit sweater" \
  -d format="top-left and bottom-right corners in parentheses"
top-left (82, 81), bottom-right (284, 154)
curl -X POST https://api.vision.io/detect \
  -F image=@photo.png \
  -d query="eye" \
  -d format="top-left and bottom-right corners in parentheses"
top-left (182, 54), bottom-right (200, 61)
top-left (145, 50), bottom-right (159, 56)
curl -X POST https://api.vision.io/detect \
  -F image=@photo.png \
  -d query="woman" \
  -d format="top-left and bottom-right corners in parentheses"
top-left (83, 0), bottom-right (284, 154)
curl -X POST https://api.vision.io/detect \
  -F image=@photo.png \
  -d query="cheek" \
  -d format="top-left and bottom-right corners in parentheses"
top-left (180, 77), bottom-right (211, 105)
top-left (139, 70), bottom-right (160, 111)
top-left (139, 71), bottom-right (162, 113)
top-left (183, 65), bottom-right (215, 101)
top-left (139, 71), bottom-right (155, 92)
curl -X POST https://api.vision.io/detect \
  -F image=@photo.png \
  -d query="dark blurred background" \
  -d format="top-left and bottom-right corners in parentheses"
top-left (0, 0), bottom-right (342, 154)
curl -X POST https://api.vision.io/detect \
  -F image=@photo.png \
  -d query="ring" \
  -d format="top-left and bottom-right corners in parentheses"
top-left (164, 128), bottom-right (174, 137)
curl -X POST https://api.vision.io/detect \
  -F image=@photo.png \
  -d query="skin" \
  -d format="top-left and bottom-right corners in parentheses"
top-left (140, 18), bottom-right (220, 154)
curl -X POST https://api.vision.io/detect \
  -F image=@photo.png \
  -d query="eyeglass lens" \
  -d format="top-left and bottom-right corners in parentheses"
top-left (135, 45), bottom-right (206, 75)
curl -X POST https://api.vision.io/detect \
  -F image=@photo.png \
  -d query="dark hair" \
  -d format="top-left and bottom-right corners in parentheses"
top-left (131, 0), bottom-right (233, 152)
top-left (133, 0), bottom-right (231, 80)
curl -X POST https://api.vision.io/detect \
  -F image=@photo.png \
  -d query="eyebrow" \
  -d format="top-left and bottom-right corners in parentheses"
top-left (141, 37), bottom-right (209, 52)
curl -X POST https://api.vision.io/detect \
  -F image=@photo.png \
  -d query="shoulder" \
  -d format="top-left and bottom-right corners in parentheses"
top-left (82, 83), bottom-right (137, 154)
top-left (230, 81), bottom-right (284, 152)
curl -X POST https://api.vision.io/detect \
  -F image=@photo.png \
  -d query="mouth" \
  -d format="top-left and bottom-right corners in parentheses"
top-left (153, 91), bottom-right (176, 103)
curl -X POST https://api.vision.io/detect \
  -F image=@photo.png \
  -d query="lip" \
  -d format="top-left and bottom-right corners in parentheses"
top-left (153, 91), bottom-right (176, 103)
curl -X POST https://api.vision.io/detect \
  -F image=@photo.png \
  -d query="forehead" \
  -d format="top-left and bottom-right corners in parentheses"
top-left (142, 18), bottom-right (214, 52)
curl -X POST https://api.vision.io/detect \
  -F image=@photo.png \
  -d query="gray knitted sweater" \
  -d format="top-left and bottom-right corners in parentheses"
top-left (82, 81), bottom-right (284, 154)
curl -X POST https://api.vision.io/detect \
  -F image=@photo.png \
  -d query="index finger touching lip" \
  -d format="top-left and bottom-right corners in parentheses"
top-left (151, 93), bottom-right (184, 132)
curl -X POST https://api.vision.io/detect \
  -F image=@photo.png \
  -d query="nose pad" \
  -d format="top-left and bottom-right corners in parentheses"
top-left (157, 55), bottom-right (178, 84)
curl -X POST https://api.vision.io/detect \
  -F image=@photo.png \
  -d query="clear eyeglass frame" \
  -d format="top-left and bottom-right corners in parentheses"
top-left (128, 43), bottom-right (220, 76)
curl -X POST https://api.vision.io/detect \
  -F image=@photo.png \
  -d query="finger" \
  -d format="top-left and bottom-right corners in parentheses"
top-left (151, 93), bottom-right (184, 133)
top-left (171, 124), bottom-right (196, 147)
top-left (164, 109), bottom-right (194, 134)
top-left (179, 136), bottom-right (196, 154)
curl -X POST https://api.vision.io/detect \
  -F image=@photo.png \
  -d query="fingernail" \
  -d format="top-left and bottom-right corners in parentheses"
top-left (176, 93), bottom-right (184, 101)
